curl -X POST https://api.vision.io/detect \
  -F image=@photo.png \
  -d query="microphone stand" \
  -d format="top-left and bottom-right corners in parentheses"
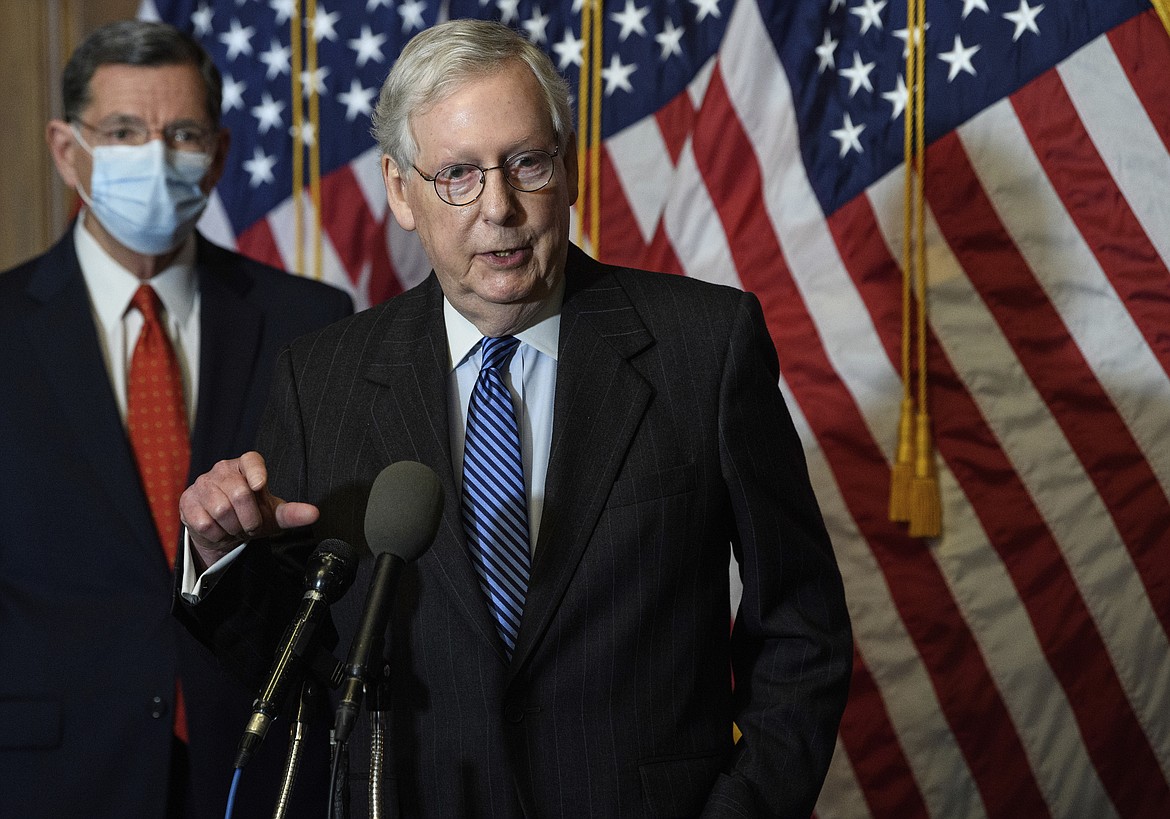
top-left (271, 678), bottom-right (317, 819)
top-left (367, 667), bottom-right (390, 819)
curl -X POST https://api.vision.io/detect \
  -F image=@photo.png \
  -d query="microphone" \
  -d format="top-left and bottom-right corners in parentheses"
top-left (234, 537), bottom-right (359, 769)
top-left (332, 461), bottom-right (443, 744)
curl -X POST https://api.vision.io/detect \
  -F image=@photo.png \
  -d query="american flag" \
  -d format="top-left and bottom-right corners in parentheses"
top-left (142, 0), bottom-right (1170, 815)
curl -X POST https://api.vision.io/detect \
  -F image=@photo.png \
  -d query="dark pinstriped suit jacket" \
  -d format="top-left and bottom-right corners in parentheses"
top-left (179, 244), bottom-right (851, 818)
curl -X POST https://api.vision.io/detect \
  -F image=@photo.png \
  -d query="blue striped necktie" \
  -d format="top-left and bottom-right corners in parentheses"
top-left (462, 335), bottom-right (531, 658)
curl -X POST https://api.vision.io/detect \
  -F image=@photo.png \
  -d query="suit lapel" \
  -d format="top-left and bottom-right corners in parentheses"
top-left (360, 277), bottom-right (506, 655)
top-left (22, 234), bottom-right (160, 560)
top-left (510, 251), bottom-right (654, 670)
top-left (189, 238), bottom-right (264, 476)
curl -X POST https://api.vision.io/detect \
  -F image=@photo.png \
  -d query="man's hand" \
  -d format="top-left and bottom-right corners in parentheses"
top-left (179, 451), bottom-right (319, 571)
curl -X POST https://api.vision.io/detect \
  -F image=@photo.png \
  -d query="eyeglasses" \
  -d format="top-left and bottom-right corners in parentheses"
top-left (71, 117), bottom-right (215, 153)
top-left (413, 146), bottom-right (559, 206)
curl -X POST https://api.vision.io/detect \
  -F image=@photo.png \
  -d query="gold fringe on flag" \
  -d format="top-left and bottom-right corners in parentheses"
top-left (576, 0), bottom-right (604, 257)
top-left (1151, 0), bottom-right (1170, 37)
top-left (890, 0), bottom-right (941, 537)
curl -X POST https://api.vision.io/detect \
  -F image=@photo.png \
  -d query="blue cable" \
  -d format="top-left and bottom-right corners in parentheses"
top-left (224, 767), bottom-right (243, 819)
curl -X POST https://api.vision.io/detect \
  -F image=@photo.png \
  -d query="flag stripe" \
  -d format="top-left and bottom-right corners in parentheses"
top-left (694, 55), bottom-right (1051, 817)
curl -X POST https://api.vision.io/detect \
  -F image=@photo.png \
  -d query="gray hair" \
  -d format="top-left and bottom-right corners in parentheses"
top-left (371, 19), bottom-right (573, 171)
top-left (63, 20), bottom-right (222, 127)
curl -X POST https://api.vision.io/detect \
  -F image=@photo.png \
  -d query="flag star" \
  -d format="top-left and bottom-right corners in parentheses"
top-left (338, 77), bottom-right (377, 121)
top-left (939, 34), bottom-right (980, 81)
top-left (571, 0), bottom-right (585, 12)
top-left (221, 74), bottom-right (246, 112)
top-left (399, 0), bottom-right (427, 32)
top-left (601, 53), bottom-right (637, 95)
top-left (552, 29), bottom-right (584, 70)
top-left (312, 7), bottom-right (341, 42)
top-left (610, 0), bottom-right (650, 42)
top-left (290, 121), bottom-right (317, 146)
top-left (829, 0), bottom-right (846, 11)
top-left (243, 147), bottom-right (277, 187)
top-left (218, 19), bottom-right (255, 61)
top-left (655, 18), bottom-right (685, 61)
top-left (523, 7), bottom-right (552, 44)
top-left (689, 0), bottom-right (721, 24)
top-left (497, 0), bottom-right (521, 24)
top-left (893, 23), bottom-right (930, 59)
top-left (1003, 1), bottom-right (1044, 41)
top-left (831, 112), bottom-right (865, 157)
top-left (961, 0), bottom-right (989, 18)
top-left (850, 0), bottom-right (887, 35)
top-left (191, 3), bottom-right (214, 38)
top-left (301, 66), bottom-right (330, 97)
top-left (259, 39), bottom-right (291, 81)
top-left (882, 73), bottom-right (909, 119)
top-left (269, 0), bottom-right (294, 24)
top-left (815, 29), bottom-right (838, 74)
top-left (251, 92), bottom-right (285, 134)
top-left (839, 51), bottom-right (875, 97)
top-left (366, 0), bottom-right (391, 10)
top-left (349, 25), bottom-right (387, 67)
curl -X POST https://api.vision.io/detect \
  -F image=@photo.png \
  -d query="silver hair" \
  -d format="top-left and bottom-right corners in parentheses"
top-left (370, 19), bottom-right (573, 171)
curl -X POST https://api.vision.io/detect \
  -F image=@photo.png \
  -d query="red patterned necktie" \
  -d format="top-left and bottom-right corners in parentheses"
top-left (126, 284), bottom-right (191, 741)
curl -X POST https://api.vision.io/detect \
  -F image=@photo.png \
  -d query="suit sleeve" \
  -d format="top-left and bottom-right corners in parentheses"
top-left (703, 292), bottom-right (853, 818)
top-left (172, 346), bottom-right (325, 693)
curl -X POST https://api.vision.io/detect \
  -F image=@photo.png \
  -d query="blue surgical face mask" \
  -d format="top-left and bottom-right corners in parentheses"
top-left (73, 126), bottom-right (212, 256)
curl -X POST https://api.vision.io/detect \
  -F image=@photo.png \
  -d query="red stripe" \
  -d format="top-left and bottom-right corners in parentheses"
top-left (928, 128), bottom-right (1170, 644)
top-left (839, 646), bottom-right (929, 818)
top-left (653, 89), bottom-right (695, 166)
top-left (236, 216), bottom-right (286, 271)
top-left (1014, 65), bottom-right (1170, 380)
top-left (318, 165), bottom-right (403, 304)
top-left (835, 191), bottom-right (1170, 817)
top-left (692, 64), bottom-right (1049, 819)
top-left (595, 146), bottom-right (653, 267)
top-left (1109, 11), bottom-right (1170, 154)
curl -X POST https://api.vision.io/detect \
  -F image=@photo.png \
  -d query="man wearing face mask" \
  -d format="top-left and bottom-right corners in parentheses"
top-left (0, 20), bottom-right (352, 818)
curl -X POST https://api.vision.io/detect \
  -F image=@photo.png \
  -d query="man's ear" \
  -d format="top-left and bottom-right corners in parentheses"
top-left (563, 130), bottom-right (579, 208)
top-left (383, 155), bottom-right (417, 232)
top-left (46, 120), bottom-right (82, 190)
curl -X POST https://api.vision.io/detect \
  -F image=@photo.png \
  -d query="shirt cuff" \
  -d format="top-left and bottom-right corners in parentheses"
top-left (179, 527), bottom-right (247, 603)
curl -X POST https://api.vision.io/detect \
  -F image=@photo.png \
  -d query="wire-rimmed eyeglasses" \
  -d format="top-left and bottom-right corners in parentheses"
top-left (413, 145), bottom-right (559, 206)
top-left (71, 117), bottom-right (215, 153)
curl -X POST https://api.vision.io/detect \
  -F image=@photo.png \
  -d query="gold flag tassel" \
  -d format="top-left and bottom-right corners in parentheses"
top-left (907, 0), bottom-right (940, 537)
top-left (888, 0), bottom-right (921, 523)
top-left (575, 0), bottom-right (604, 256)
top-left (890, 0), bottom-right (941, 536)
top-left (306, 0), bottom-right (323, 280)
top-left (290, 0), bottom-right (304, 275)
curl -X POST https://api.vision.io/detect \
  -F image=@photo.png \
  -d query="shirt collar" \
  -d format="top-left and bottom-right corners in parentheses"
top-left (74, 212), bottom-right (199, 331)
top-left (444, 276), bottom-right (564, 371)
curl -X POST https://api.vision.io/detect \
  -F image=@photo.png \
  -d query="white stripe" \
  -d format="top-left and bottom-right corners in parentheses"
top-left (778, 375), bottom-right (984, 819)
top-left (606, 116), bottom-right (674, 244)
top-left (719, 0), bottom-right (904, 462)
top-left (1061, 36), bottom-right (1170, 270)
top-left (957, 95), bottom-right (1170, 778)
top-left (816, 737), bottom-right (872, 819)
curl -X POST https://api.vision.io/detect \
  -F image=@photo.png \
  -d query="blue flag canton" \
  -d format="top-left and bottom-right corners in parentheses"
top-left (155, 0), bottom-right (440, 235)
top-left (448, 0), bottom-right (729, 139)
top-left (759, 0), bottom-right (1153, 216)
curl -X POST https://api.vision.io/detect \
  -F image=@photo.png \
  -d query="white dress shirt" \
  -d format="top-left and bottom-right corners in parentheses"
top-left (183, 284), bottom-right (563, 597)
top-left (74, 213), bottom-right (201, 427)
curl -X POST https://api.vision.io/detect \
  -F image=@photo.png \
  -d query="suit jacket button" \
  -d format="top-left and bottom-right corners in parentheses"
top-left (150, 695), bottom-right (169, 719)
top-left (504, 703), bottom-right (525, 724)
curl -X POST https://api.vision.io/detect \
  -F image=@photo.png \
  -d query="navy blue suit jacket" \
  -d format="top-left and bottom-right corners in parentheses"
top-left (178, 245), bottom-right (852, 818)
top-left (0, 229), bottom-right (352, 818)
